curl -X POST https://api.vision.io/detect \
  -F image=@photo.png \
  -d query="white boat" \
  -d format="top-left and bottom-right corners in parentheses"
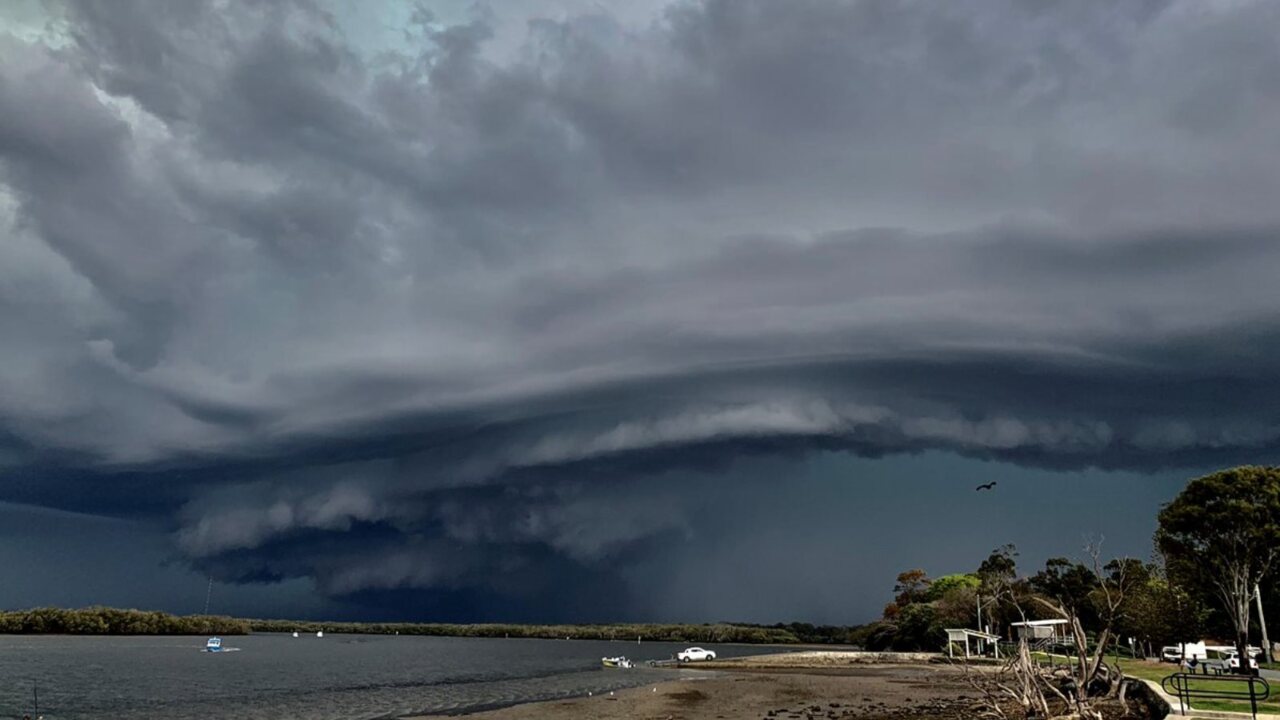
top-left (292, 631), bottom-right (299, 638)
top-left (205, 637), bottom-right (223, 652)
top-left (601, 656), bottom-right (633, 669)
top-left (316, 630), bottom-right (324, 638)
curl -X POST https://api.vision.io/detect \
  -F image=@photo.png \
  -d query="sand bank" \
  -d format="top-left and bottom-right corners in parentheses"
top-left (408, 663), bottom-right (980, 719)
top-left (699, 650), bottom-right (943, 669)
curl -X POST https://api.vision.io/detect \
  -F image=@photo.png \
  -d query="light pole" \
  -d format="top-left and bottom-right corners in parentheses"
top-left (1256, 583), bottom-right (1272, 664)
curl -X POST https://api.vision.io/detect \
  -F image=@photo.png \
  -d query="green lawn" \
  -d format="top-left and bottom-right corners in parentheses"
top-left (1121, 659), bottom-right (1278, 715)
top-left (1030, 650), bottom-right (1079, 668)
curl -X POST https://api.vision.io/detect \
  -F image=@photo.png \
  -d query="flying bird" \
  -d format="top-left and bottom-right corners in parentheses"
top-left (975, 482), bottom-right (998, 491)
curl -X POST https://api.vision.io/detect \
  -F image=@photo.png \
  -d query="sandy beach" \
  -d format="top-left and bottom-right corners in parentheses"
top-left (409, 660), bottom-right (981, 719)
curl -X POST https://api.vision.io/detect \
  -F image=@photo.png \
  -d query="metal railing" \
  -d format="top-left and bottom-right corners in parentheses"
top-left (1160, 672), bottom-right (1271, 720)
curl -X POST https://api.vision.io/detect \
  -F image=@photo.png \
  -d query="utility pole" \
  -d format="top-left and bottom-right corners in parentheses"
top-left (976, 593), bottom-right (982, 631)
top-left (1256, 583), bottom-right (1272, 664)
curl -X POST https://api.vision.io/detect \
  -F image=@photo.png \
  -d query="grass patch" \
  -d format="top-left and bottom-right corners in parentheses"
top-left (1121, 660), bottom-right (1277, 715)
top-left (1031, 651), bottom-right (1077, 662)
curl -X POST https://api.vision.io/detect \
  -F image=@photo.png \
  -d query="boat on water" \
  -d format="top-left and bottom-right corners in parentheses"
top-left (205, 637), bottom-right (223, 652)
top-left (601, 656), bottom-right (633, 669)
top-left (292, 631), bottom-right (299, 638)
top-left (316, 630), bottom-right (324, 638)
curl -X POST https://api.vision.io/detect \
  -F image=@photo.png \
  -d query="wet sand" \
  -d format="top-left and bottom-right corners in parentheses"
top-left (408, 662), bottom-right (981, 719)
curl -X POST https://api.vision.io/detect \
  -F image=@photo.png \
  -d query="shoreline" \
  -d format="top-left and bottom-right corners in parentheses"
top-left (405, 659), bottom-right (979, 720)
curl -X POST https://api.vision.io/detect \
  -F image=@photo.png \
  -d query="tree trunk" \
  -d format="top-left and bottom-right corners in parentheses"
top-left (1236, 590), bottom-right (1252, 675)
top-left (1237, 630), bottom-right (1251, 675)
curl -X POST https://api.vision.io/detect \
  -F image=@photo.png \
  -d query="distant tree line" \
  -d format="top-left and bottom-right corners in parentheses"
top-left (0, 606), bottom-right (250, 635)
top-left (0, 608), bottom-right (870, 644)
top-left (750, 621), bottom-right (867, 645)
top-left (246, 619), bottom-right (846, 644)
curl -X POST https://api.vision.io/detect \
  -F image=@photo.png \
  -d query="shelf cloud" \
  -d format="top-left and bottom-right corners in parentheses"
top-left (3, 0), bottom-right (1280, 619)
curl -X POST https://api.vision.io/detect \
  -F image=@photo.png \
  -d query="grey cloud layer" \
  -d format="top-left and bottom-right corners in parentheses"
top-left (3, 0), bottom-right (1280, 613)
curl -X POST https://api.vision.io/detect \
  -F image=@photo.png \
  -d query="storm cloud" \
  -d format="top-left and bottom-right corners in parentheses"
top-left (3, 0), bottom-right (1280, 620)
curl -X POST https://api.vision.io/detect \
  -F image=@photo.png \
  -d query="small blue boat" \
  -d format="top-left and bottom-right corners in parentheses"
top-left (205, 637), bottom-right (223, 652)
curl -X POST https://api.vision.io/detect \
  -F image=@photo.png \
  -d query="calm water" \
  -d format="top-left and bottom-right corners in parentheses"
top-left (0, 634), bottom-right (778, 719)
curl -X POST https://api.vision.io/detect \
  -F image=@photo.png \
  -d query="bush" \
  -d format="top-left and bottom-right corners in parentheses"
top-left (0, 607), bottom-right (250, 635)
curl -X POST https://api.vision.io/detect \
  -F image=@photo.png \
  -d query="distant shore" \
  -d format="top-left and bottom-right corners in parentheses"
top-left (407, 656), bottom-right (978, 720)
top-left (0, 605), bottom-right (863, 644)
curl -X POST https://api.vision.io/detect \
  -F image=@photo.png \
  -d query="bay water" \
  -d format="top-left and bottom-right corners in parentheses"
top-left (0, 634), bottom-right (779, 718)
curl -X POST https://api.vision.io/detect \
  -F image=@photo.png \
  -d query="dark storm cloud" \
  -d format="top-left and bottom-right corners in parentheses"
top-left (4, 0), bottom-right (1280, 616)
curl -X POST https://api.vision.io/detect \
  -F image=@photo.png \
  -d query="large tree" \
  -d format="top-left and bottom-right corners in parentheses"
top-left (1114, 562), bottom-right (1207, 658)
top-left (893, 569), bottom-right (932, 605)
top-left (977, 544), bottom-right (1021, 637)
top-left (1156, 465), bottom-right (1280, 672)
top-left (1028, 549), bottom-right (1139, 704)
top-left (1030, 558), bottom-right (1100, 627)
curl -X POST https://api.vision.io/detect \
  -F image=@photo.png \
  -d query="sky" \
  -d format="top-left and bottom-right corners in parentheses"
top-left (1, 0), bottom-right (1279, 624)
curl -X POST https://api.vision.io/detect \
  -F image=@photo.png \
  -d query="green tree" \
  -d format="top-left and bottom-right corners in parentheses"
top-left (894, 602), bottom-right (940, 650)
top-left (1115, 564), bottom-right (1208, 656)
top-left (932, 583), bottom-right (979, 630)
top-left (858, 620), bottom-right (900, 651)
top-left (1030, 558), bottom-right (1100, 629)
top-left (1156, 465), bottom-right (1280, 671)
top-left (977, 544), bottom-right (1020, 637)
top-left (977, 544), bottom-right (1018, 587)
top-left (925, 574), bottom-right (981, 634)
top-left (926, 573), bottom-right (981, 602)
top-left (1014, 545), bottom-right (1143, 708)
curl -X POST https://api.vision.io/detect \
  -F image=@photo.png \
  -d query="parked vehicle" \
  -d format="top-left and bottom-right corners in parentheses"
top-left (1168, 641), bottom-right (1208, 662)
top-left (677, 647), bottom-right (717, 662)
top-left (1218, 651), bottom-right (1259, 674)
